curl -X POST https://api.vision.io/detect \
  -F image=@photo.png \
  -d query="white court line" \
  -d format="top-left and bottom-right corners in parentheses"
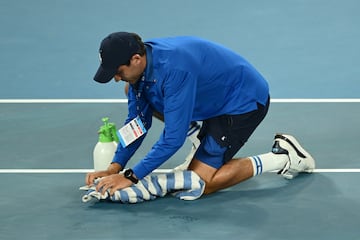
top-left (271, 99), bottom-right (360, 103)
top-left (1, 99), bottom-right (358, 174)
top-left (0, 99), bottom-right (128, 103)
top-left (0, 169), bottom-right (359, 173)
top-left (0, 169), bottom-right (171, 174)
top-left (0, 98), bottom-right (360, 103)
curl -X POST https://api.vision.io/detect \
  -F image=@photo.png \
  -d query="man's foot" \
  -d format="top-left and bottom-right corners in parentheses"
top-left (272, 133), bottom-right (316, 179)
top-left (173, 122), bottom-right (201, 171)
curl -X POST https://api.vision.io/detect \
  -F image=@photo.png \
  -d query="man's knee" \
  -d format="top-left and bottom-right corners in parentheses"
top-left (188, 158), bottom-right (217, 192)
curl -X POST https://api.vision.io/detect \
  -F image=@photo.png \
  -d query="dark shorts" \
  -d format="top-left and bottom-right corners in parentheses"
top-left (194, 97), bottom-right (270, 169)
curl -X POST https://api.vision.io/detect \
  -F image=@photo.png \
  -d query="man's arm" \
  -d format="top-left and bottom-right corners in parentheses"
top-left (132, 70), bottom-right (197, 179)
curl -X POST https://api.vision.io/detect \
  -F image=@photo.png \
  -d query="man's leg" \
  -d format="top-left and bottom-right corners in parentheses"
top-left (189, 134), bottom-right (315, 194)
top-left (188, 157), bottom-right (254, 194)
top-left (185, 99), bottom-right (269, 194)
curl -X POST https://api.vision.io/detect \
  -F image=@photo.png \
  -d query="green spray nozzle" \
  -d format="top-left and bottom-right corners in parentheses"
top-left (97, 117), bottom-right (119, 143)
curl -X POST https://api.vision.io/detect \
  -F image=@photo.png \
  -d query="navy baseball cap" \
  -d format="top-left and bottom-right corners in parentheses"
top-left (94, 32), bottom-right (141, 83)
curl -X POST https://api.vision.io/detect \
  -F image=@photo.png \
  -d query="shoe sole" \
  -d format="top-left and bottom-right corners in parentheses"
top-left (275, 134), bottom-right (316, 173)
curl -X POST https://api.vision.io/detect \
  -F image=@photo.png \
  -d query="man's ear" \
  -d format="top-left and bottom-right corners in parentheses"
top-left (131, 54), bottom-right (142, 65)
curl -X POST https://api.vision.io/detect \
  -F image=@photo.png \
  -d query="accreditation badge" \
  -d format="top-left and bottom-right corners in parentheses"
top-left (117, 116), bottom-right (147, 148)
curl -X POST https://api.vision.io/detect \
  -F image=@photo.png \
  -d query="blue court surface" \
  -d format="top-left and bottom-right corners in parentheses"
top-left (1, 0), bottom-right (360, 240)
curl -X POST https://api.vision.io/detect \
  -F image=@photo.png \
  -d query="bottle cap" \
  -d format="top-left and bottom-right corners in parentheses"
top-left (98, 117), bottom-right (115, 142)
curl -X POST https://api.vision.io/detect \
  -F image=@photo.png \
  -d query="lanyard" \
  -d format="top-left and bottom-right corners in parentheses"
top-left (134, 74), bottom-right (148, 127)
top-left (135, 75), bottom-right (145, 100)
top-left (133, 45), bottom-right (154, 128)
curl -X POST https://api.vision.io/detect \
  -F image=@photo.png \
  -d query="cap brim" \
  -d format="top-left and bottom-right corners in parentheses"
top-left (93, 65), bottom-right (116, 83)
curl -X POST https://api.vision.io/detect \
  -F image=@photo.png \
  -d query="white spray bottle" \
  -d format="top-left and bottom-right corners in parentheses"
top-left (93, 117), bottom-right (119, 171)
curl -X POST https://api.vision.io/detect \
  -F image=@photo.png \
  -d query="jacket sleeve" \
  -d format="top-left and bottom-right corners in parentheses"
top-left (133, 70), bottom-right (197, 179)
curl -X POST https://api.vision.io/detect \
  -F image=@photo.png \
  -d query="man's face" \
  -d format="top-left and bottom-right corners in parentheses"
top-left (113, 54), bottom-right (144, 85)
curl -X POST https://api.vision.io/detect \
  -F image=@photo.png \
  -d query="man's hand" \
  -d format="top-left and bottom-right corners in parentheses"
top-left (96, 173), bottom-right (133, 195)
top-left (85, 163), bottom-right (122, 186)
top-left (85, 170), bottom-right (111, 186)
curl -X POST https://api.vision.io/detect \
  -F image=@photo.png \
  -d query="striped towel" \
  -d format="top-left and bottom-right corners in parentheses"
top-left (81, 170), bottom-right (205, 203)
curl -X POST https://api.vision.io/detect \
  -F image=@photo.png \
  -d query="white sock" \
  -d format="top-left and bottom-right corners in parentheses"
top-left (187, 121), bottom-right (201, 146)
top-left (173, 122), bottom-right (201, 171)
top-left (250, 152), bottom-right (288, 176)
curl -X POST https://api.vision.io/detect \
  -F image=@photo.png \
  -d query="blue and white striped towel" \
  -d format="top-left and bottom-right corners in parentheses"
top-left (81, 170), bottom-right (205, 203)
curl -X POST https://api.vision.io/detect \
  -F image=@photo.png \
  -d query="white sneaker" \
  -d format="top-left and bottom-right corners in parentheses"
top-left (272, 134), bottom-right (316, 179)
top-left (173, 122), bottom-right (201, 171)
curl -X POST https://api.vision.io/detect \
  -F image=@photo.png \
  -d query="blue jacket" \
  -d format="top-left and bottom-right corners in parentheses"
top-left (112, 36), bottom-right (269, 179)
